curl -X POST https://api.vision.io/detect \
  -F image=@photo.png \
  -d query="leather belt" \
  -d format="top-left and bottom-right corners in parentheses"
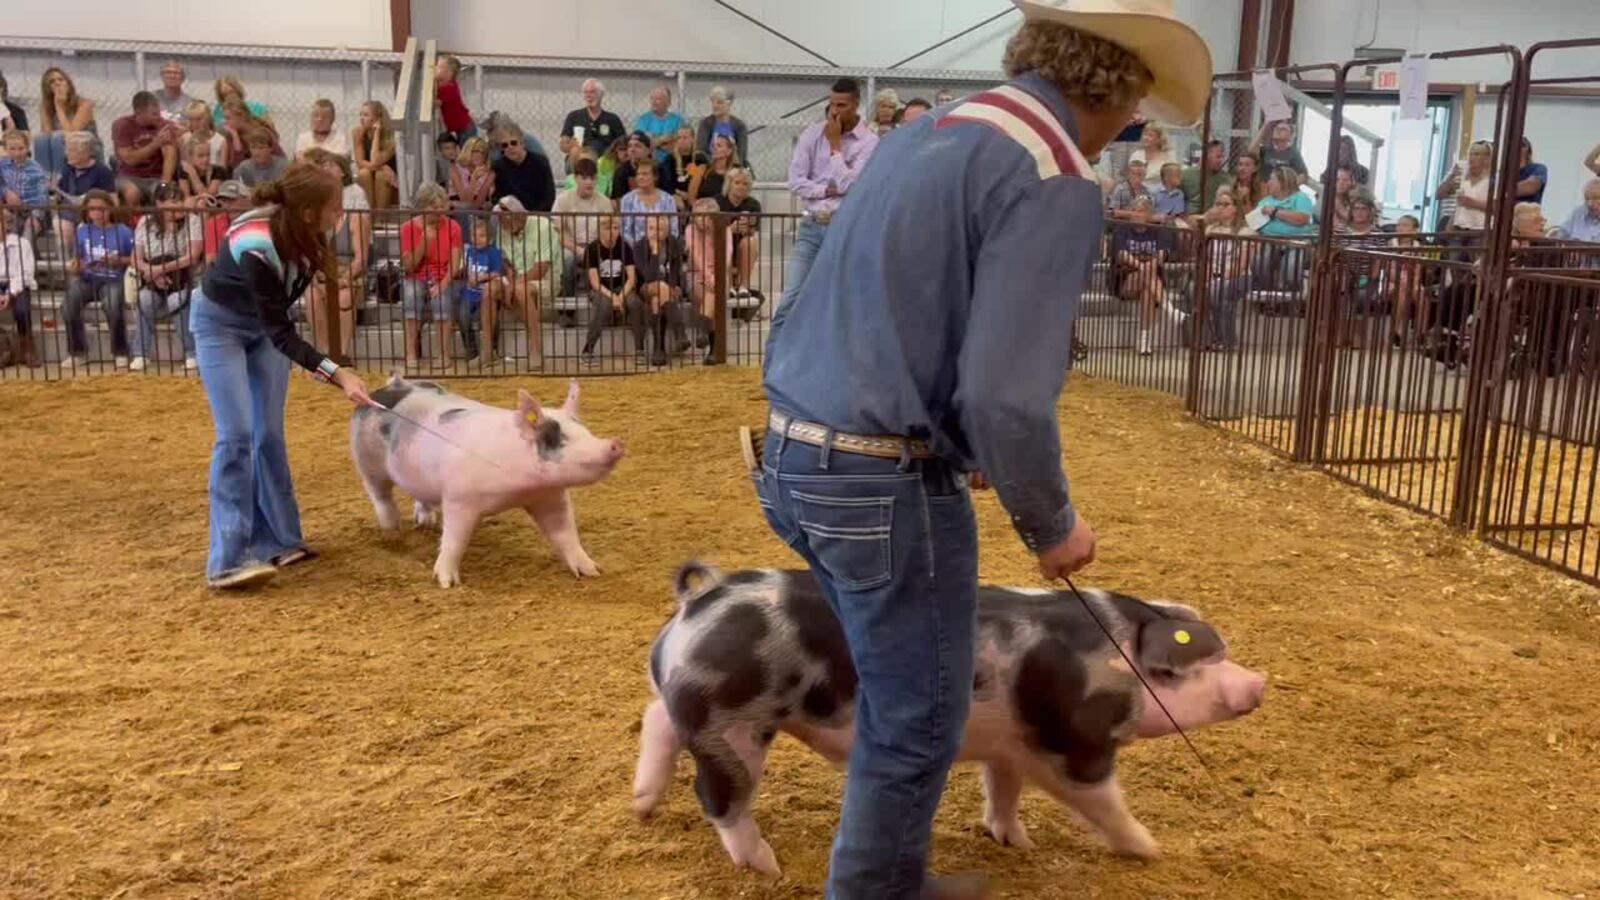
top-left (768, 411), bottom-right (935, 461)
top-left (808, 209), bottom-right (834, 225)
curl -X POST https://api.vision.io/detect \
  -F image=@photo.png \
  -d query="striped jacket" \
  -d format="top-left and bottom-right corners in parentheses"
top-left (763, 71), bottom-right (1103, 552)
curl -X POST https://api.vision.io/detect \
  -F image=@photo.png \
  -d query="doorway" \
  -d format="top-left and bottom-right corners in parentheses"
top-left (1298, 98), bottom-right (1454, 228)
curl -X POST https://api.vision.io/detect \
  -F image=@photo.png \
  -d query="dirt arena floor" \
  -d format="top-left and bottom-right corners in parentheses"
top-left (2, 368), bottom-right (1598, 900)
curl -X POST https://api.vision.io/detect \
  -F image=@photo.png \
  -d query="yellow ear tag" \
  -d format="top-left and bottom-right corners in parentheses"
top-left (1174, 629), bottom-right (1192, 645)
top-left (526, 413), bottom-right (539, 423)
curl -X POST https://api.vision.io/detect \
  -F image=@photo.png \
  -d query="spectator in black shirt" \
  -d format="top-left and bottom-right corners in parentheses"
top-left (559, 79), bottom-right (626, 167)
top-left (491, 124), bottom-right (555, 212)
top-left (716, 166), bottom-right (762, 301)
top-left (579, 213), bottom-right (637, 365)
top-left (612, 130), bottom-right (676, 204)
top-left (0, 73), bottom-right (27, 133)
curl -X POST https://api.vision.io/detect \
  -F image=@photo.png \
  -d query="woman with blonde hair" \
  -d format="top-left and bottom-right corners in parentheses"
top-left (1130, 120), bottom-right (1175, 168)
top-left (34, 67), bottom-right (98, 176)
top-left (870, 88), bottom-right (900, 135)
top-left (1199, 186), bottom-right (1254, 350)
top-left (352, 100), bottom-right (399, 208)
top-left (211, 74), bottom-right (270, 126)
top-left (689, 133), bottom-right (740, 203)
top-left (220, 100), bottom-right (282, 171)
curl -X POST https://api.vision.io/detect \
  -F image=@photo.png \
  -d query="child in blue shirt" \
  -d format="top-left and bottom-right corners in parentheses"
top-left (64, 189), bottom-right (136, 367)
top-left (457, 217), bottom-right (508, 365)
top-left (1, 129), bottom-right (49, 237)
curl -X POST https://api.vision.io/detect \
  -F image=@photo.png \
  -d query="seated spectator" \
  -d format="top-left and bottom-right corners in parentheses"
top-left (1515, 138), bottom-right (1547, 205)
top-left (0, 73), bottom-right (29, 133)
top-left (691, 134), bottom-right (740, 203)
top-left (62, 190), bottom-right (134, 369)
top-left (900, 98), bottom-right (932, 124)
top-left (1437, 140), bottom-right (1493, 233)
top-left (1390, 214), bottom-right (1427, 347)
top-left (131, 181), bottom-right (203, 371)
top-left (561, 149), bottom-right (612, 198)
top-left (1151, 162), bottom-right (1186, 224)
top-left (456, 217), bottom-right (508, 365)
top-left (1587, 141), bottom-right (1600, 178)
top-left (450, 136), bottom-right (496, 218)
top-left (34, 67), bottom-right (98, 177)
top-left (234, 129), bottom-right (289, 187)
top-left (436, 132), bottom-right (461, 197)
top-left (202, 180), bottom-right (252, 262)
top-left (1182, 140), bottom-right (1230, 214)
top-left (156, 60), bottom-right (193, 125)
top-left (601, 137), bottom-right (628, 197)
top-left (668, 126), bottom-right (706, 208)
top-left (869, 88), bottom-right (900, 136)
top-left (400, 182), bottom-right (463, 368)
top-left (0, 204), bottom-right (39, 367)
top-left (178, 135), bottom-right (228, 204)
top-left (577, 213), bottom-right (636, 365)
top-left (493, 194), bottom-right (562, 364)
top-left (1108, 158), bottom-right (1155, 218)
top-left (717, 166), bottom-right (762, 301)
top-left (684, 197), bottom-right (731, 364)
top-left (695, 86), bottom-right (750, 171)
top-left (934, 89), bottom-right (956, 106)
top-left (620, 158), bottom-right (679, 244)
top-left (1335, 194), bottom-right (1386, 349)
top-left (490, 125), bottom-right (555, 213)
top-left (1130, 121), bottom-right (1176, 169)
top-left (220, 100), bottom-right (282, 172)
top-left (1553, 178), bottom-right (1600, 245)
top-left (434, 54), bottom-right (477, 143)
top-left (294, 99), bottom-right (349, 160)
top-left (114, 91), bottom-right (181, 208)
top-left (211, 75), bottom-right (270, 127)
top-left (302, 149), bottom-right (370, 361)
top-left (1253, 164), bottom-right (1317, 292)
top-left (634, 86), bottom-right (685, 164)
top-left (1322, 135), bottom-right (1370, 187)
top-left (1198, 187), bottom-right (1254, 351)
top-left (551, 156), bottom-right (614, 295)
top-left (52, 132), bottom-right (117, 258)
top-left (486, 116), bottom-right (548, 166)
top-left (1112, 195), bottom-right (1174, 356)
top-left (182, 100), bottom-right (228, 171)
top-left (614, 130), bottom-right (677, 204)
top-left (1231, 152), bottom-right (1267, 209)
top-left (630, 213), bottom-right (690, 366)
top-left (1330, 165), bottom-right (1357, 230)
top-left (1512, 201), bottom-right (1548, 240)
top-left (1251, 119), bottom-right (1307, 184)
top-left (1, 129), bottom-right (49, 238)
top-left (560, 79), bottom-right (626, 166)
top-left (352, 100), bottom-right (399, 209)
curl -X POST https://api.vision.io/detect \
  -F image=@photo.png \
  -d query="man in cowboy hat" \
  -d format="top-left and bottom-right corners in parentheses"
top-left (753, 1), bottom-right (1210, 897)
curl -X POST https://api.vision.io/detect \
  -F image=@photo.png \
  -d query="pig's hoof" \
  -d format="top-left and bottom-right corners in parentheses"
top-left (1109, 825), bottom-right (1160, 861)
top-left (985, 816), bottom-right (1035, 850)
top-left (569, 556), bottom-right (601, 578)
top-left (433, 565), bottom-right (462, 588)
top-left (737, 839), bottom-right (780, 877)
top-left (631, 791), bottom-right (661, 819)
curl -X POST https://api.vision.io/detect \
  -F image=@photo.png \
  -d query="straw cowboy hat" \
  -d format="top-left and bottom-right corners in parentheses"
top-left (1011, 0), bottom-right (1213, 126)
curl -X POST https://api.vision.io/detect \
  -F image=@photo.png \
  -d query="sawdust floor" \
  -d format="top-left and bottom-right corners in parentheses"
top-left (1, 369), bottom-right (1597, 900)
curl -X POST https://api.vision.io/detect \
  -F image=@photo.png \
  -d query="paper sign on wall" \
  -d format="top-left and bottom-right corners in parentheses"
top-left (1399, 55), bottom-right (1430, 119)
top-left (1251, 70), bottom-right (1293, 124)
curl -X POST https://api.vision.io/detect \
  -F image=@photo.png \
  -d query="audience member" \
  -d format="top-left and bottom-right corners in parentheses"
top-left (1515, 137), bottom-right (1547, 205)
top-left (52, 132), bottom-right (117, 257)
top-left (668, 126), bottom-right (706, 207)
top-left (1129, 120), bottom-right (1175, 168)
top-left (578, 213), bottom-right (637, 365)
top-left (220, 100), bottom-right (281, 171)
top-left (35, 67), bottom-right (98, 177)
top-left (560, 79), bottom-right (626, 163)
top-left (1254, 164), bottom-right (1317, 291)
top-left (211, 75), bottom-right (270, 126)
top-left (1112, 195), bottom-right (1174, 356)
top-left (692, 134), bottom-right (740, 203)
top-left (201, 181), bottom-right (252, 261)
top-left (450, 136), bottom-right (496, 217)
top-left (303, 149), bottom-right (369, 361)
top-left (900, 98), bottom-right (932, 124)
top-left (634, 86), bottom-right (685, 163)
top-left (870, 88), bottom-right (900, 136)
top-left (717, 167), bottom-right (762, 300)
top-left (114, 91), bottom-right (181, 207)
top-left (456, 217), bottom-right (508, 364)
top-left (782, 77), bottom-right (878, 310)
top-left (352, 100), bottom-right (399, 208)
top-left (156, 60), bottom-right (193, 124)
top-left (1198, 187), bottom-right (1254, 351)
top-left (1512, 201), bottom-right (1547, 240)
top-left (0, 204), bottom-right (38, 367)
top-left (494, 194), bottom-right (562, 360)
top-left (62, 189), bottom-right (134, 369)
top-left (294, 99), bottom-right (349, 159)
top-left (183, 100), bottom-right (228, 168)
top-left (1182, 140), bottom-right (1229, 214)
top-left (1231, 152), bottom-right (1267, 209)
top-left (683, 197), bottom-right (730, 364)
top-left (551, 156), bottom-right (614, 294)
top-left (1553, 178), bottom-right (1600, 245)
top-left (1151, 162), bottom-right (1186, 223)
top-left (1389, 214), bottom-right (1426, 347)
top-left (696, 86), bottom-right (750, 170)
top-left (435, 54), bottom-right (476, 142)
top-left (235, 128), bottom-right (289, 187)
top-left (933, 89), bottom-right (956, 106)
top-left (613, 130), bottom-right (675, 203)
top-left (0, 74), bottom-right (28, 133)
top-left (1330, 165), bottom-right (1357, 230)
top-left (1, 130), bottom-right (49, 237)
top-left (131, 181), bottom-right (202, 371)
top-left (620, 157), bottom-right (680, 244)
top-left (1322, 135), bottom-right (1370, 187)
top-left (491, 124), bottom-right (556, 212)
top-left (1108, 158), bottom-right (1155, 216)
top-left (1336, 194), bottom-right (1385, 348)
top-left (436, 132), bottom-right (461, 192)
top-left (177, 136), bottom-right (226, 204)
top-left (1252, 120), bottom-right (1307, 183)
top-left (630, 213), bottom-right (690, 366)
top-left (1437, 140), bottom-right (1493, 232)
top-left (399, 182), bottom-right (463, 368)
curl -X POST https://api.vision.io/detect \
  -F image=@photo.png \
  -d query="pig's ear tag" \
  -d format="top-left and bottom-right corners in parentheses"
top-left (1174, 629), bottom-right (1192, 645)
top-left (526, 412), bottom-right (540, 423)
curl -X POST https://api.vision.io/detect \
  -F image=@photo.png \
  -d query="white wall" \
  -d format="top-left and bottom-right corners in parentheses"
top-left (4, 0), bottom-right (392, 50)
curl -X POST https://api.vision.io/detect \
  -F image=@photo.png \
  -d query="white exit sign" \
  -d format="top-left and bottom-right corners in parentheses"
top-left (1373, 65), bottom-right (1401, 90)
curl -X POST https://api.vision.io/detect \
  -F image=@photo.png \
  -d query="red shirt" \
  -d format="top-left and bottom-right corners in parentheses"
top-left (400, 217), bottom-right (463, 283)
top-left (112, 114), bottom-right (165, 178)
top-left (203, 213), bottom-right (233, 261)
top-left (437, 80), bottom-right (472, 133)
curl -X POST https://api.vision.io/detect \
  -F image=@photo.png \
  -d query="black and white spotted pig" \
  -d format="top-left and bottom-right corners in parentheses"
top-left (632, 562), bottom-right (1267, 876)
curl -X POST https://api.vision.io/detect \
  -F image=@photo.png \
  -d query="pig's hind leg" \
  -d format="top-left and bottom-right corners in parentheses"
top-left (526, 490), bottom-right (599, 577)
top-left (632, 697), bottom-right (682, 818)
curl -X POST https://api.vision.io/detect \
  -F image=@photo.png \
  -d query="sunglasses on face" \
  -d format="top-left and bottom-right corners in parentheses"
top-left (501, 140), bottom-right (520, 149)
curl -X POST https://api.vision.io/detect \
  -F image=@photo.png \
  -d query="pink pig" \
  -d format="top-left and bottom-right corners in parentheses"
top-left (350, 374), bottom-right (625, 587)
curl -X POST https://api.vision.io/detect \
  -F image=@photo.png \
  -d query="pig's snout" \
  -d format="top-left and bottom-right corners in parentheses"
top-left (607, 439), bottom-right (626, 462)
top-left (1225, 667), bottom-right (1267, 717)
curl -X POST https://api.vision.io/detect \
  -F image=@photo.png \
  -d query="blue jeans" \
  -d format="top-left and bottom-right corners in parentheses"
top-left (753, 417), bottom-right (979, 900)
top-left (1206, 274), bottom-right (1249, 348)
top-left (402, 278), bottom-right (455, 321)
top-left (189, 290), bottom-right (304, 580)
top-left (777, 215), bottom-right (829, 316)
top-left (64, 277), bottom-right (129, 358)
top-left (135, 287), bottom-right (196, 360)
top-left (33, 132), bottom-right (67, 177)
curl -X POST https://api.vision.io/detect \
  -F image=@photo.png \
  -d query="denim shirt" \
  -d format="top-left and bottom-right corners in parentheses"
top-left (763, 71), bottom-right (1102, 553)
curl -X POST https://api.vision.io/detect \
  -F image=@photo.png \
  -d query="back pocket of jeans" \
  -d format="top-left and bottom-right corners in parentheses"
top-left (791, 490), bottom-right (894, 591)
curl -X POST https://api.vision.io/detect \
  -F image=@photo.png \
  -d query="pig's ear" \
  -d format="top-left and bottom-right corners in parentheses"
top-left (516, 389), bottom-right (545, 438)
top-left (1138, 619), bottom-right (1227, 676)
top-left (561, 380), bottom-right (581, 418)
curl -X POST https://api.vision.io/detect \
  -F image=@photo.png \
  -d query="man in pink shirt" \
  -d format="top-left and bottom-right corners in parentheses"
top-left (780, 78), bottom-right (879, 314)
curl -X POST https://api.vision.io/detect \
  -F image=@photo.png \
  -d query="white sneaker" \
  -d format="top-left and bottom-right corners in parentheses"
top-left (129, 357), bottom-right (147, 372)
top-left (114, 355), bottom-right (129, 369)
top-left (1138, 330), bottom-right (1152, 356)
top-left (185, 357), bottom-right (198, 370)
top-left (61, 356), bottom-right (84, 370)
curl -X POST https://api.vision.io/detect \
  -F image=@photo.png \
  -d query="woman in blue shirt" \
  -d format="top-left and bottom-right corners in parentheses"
top-left (1253, 164), bottom-right (1317, 291)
